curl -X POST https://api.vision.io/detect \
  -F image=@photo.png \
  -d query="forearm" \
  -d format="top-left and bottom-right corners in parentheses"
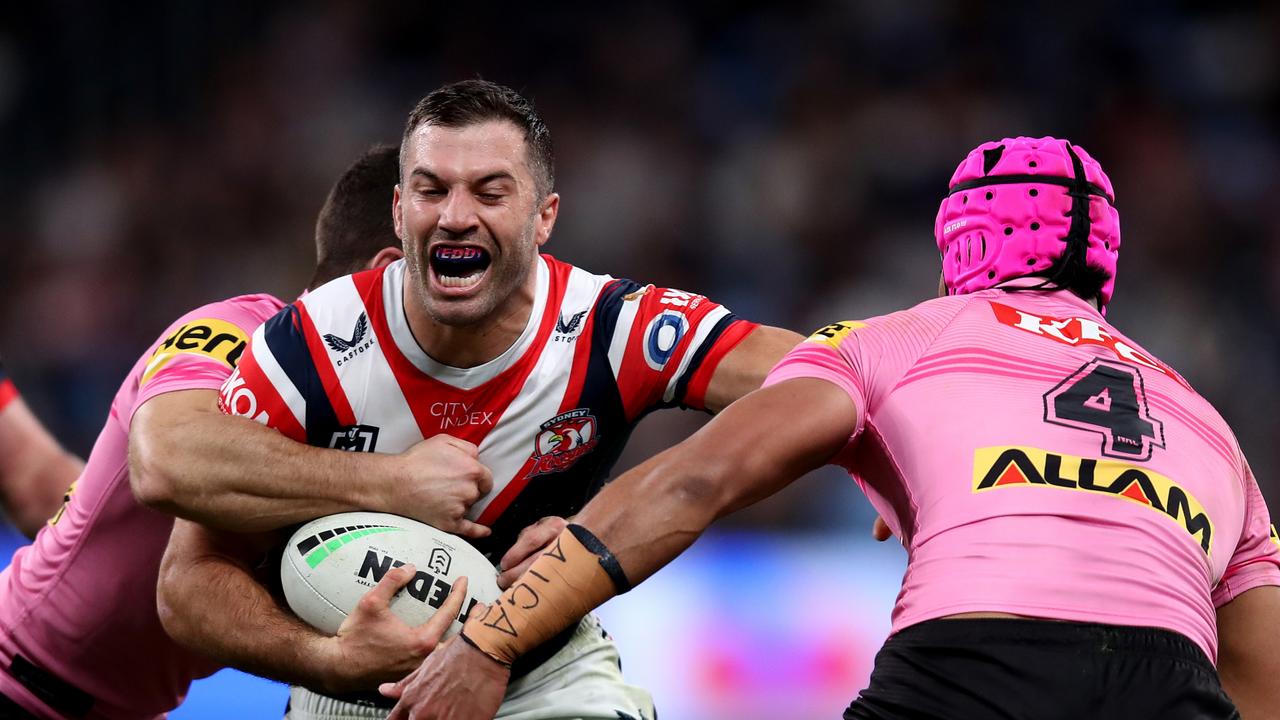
top-left (0, 399), bottom-right (83, 537)
top-left (130, 390), bottom-right (381, 532)
top-left (157, 522), bottom-right (342, 692)
top-left (462, 379), bottom-right (857, 667)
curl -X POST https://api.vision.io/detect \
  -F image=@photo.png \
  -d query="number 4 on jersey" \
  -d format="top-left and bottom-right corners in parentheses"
top-left (1044, 358), bottom-right (1165, 461)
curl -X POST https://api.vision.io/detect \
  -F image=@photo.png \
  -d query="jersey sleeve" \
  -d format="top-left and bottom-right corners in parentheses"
top-left (0, 357), bottom-right (16, 412)
top-left (763, 322), bottom-right (870, 442)
top-left (600, 280), bottom-right (757, 417)
top-left (217, 304), bottom-right (310, 444)
top-left (131, 304), bottom-right (268, 421)
top-left (1212, 460), bottom-right (1280, 607)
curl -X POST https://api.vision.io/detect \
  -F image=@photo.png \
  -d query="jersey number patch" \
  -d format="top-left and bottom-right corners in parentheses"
top-left (1043, 359), bottom-right (1165, 461)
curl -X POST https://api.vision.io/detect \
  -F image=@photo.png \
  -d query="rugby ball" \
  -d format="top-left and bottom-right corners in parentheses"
top-left (280, 511), bottom-right (501, 638)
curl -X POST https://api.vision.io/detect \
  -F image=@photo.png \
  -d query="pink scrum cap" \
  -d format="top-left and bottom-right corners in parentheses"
top-left (934, 136), bottom-right (1121, 309)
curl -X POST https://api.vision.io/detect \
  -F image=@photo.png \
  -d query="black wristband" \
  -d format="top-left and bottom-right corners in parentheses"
top-left (566, 524), bottom-right (633, 593)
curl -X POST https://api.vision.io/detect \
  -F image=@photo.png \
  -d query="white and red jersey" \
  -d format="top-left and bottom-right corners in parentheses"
top-left (765, 287), bottom-right (1280, 662)
top-left (221, 255), bottom-right (756, 557)
top-left (0, 294), bottom-right (284, 719)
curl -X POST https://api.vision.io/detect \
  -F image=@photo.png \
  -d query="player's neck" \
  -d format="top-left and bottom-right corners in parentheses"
top-left (402, 280), bottom-right (538, 369)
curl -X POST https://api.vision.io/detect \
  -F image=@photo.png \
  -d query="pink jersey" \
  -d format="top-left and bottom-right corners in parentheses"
top-left (765, 287), bottom-right (1280, 663)
top-left (0, 294), bottom-right (284, 719)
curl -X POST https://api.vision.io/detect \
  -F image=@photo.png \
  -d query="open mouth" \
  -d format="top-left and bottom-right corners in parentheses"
top-left (429, 246), bottom-right (492, 289)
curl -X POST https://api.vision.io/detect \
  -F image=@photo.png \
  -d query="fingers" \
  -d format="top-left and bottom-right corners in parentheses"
top-left (453, 519), bottom-right (492, 539)
top-left (359, 563), bottom-right (417, 612)
top-left (442, 436), bottom-right (480, 457)
top-left (416, 576), bottom-right (469, 645)
top-left (475, 464), bottom-right (494, 497)
top-left (498, 555), bottom-right (540, 590)
top-left (872, 516), bottom-right (893, 542)
top-left (498, 517), bottom-right (565, 573)
top-left (379, 678), bottom-right (407, 700)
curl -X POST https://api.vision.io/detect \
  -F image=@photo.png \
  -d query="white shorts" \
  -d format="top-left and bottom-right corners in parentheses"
top-left (285, 614), bottom-right (654, 720)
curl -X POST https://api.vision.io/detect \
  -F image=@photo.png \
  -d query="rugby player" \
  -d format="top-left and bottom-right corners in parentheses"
top-left (156, 79), bottom-right (802, 720)
top-left (0, 145), bottom-right (482, 719)
top-left (400, 137), bottom-right (1280, 719)
top-left (0, 362), bottom-right (81, 537)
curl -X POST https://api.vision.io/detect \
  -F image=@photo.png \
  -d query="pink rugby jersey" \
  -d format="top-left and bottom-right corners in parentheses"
top-left (0, 294), bottom-right (284, 719)
top-left (765, 287), bottom-right (1280, 663)
top-left (220, 255), bottom-right (756, 559)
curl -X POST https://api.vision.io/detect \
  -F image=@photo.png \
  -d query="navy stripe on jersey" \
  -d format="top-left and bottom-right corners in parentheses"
top-left (670, 312), bottom-right (740, 408)
top-left (470, 287), bottom-right (632, 561)
top-left (0, 357), bottom-right (7, 383)
top-left (593, 279), bottom-right (645, 348)
top-left (262, 306), bottom-right (342, 448)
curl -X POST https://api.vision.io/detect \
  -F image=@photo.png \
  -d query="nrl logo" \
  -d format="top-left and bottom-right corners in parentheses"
top-left (323, 313), bottom-right (375, 366)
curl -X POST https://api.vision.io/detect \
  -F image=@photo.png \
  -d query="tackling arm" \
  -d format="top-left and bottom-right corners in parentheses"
top-left (1217, 585), bottom-right (1280, 717)
top-left (0, 395), bottom-right (82, 537)
top-left (380, 378), bottom-right (858, 716)
top-left (157, 519), bottom-right (467, 694)
top-left (129, 389), bottom-right (492, 535)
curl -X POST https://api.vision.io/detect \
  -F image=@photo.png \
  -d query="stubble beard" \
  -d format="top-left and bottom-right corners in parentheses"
top-left (405, 211), bottom-right (539, 329)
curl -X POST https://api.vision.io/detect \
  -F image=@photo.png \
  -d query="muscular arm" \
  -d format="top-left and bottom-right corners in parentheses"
top-left (702, 325), bottom-right (803, 413)
top-left (129, 389), bottom-right (492, 535)
top-left (156, 520), bottom-right (340, 689)
top-left (383, 378), bottom-right (859, 713)
top-left (158, 519), bottom-right (464, 693)
top-left (578, 376), bottom-right (855, 582)
top-left (1216, 585), bottom-right (1280, 718)
top-left (0, 396), bottom-right (82, 537)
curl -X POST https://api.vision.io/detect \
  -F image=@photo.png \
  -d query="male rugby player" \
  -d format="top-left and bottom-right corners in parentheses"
top-left (157, 79), bottom-right (802, 720)
top-left (0, 146), bottom-right (481, 719)
top-left (401, 137), bottom-right (1280, 720)
top-left (0, 362), bottom-right (81, 537)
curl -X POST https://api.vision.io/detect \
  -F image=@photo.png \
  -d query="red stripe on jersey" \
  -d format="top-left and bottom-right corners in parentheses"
top-left (0, 378), bottom-right (17, 412)
top-left (358, 259), bottom-right (572, 449)
top-left (681, 320), bottom-right (757, 409)
top-left (294, 303), bottom-right (357, 427)
top-left (224, 350), bottom-right (307, 442)
top-left (615, 288), bottom-right (728, 419)
top-left (557, 293), bottom-right (602, 413)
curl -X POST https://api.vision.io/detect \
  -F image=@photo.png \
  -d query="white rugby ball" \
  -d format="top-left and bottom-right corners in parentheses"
top-left (281, 511), bottom-right (501, 637)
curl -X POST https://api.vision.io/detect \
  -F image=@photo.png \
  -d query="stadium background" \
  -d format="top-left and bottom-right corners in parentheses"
top-left (1, 2), bottom-right (1277, 718)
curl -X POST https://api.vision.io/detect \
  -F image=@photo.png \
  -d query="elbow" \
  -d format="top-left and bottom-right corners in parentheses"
top-left (154, 562), bottom-right (193, 649)
top-left (127, 433), bottom-right (179, 512)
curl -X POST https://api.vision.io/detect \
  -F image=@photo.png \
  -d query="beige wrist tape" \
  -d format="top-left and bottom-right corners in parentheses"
top-left (461, 526), bottom-right (622, 668)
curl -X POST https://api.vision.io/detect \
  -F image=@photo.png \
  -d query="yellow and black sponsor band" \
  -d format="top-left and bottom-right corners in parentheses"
top-left (805, 320), bottom-right (866, 349)
top-left (140, 318), bottom-right (249, 386)
top-left (972, 445), bottom-right (1213, 555)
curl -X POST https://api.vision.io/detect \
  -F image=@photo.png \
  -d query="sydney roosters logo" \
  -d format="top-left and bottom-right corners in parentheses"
top-left (527, 409), bottom-right (598, 477)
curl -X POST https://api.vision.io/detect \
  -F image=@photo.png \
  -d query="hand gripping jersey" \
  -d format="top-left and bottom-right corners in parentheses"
top-left (0, 294), bottom-right (284, 719)
top-left (766, 287), bottom-right (1280, 663)
top-left (222, 255), bottom-right (755, 560)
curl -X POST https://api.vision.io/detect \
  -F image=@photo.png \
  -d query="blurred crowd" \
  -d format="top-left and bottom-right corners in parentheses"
top-left (2, 1), bottom-right (1278, 529)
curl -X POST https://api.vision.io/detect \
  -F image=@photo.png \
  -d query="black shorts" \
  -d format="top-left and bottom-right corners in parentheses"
top-left (845, 618), bottom-right (1238, 720)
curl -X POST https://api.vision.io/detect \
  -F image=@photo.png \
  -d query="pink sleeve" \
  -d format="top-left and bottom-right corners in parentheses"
top-left (127, 300), bottom-right (275, 425)
top-left (1212, 460), bottom-right (1280, 608)
top-left (762, 317), bottom-right (875, 438)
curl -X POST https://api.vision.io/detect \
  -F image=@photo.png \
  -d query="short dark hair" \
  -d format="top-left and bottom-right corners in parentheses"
top-left (309, 144), bottom-right (402, 289)
top-left (399, 79), bottom-right (555, 198)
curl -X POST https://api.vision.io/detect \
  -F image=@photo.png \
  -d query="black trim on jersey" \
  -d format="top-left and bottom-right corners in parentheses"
top-left (0, 357), bottom-right (8, 383)
top-left (261, 305), bottom-right (342, 448)
top-left (669, 312), bottom-right (740, 409)
top-left (593, 278), bottom-right (645, 350)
